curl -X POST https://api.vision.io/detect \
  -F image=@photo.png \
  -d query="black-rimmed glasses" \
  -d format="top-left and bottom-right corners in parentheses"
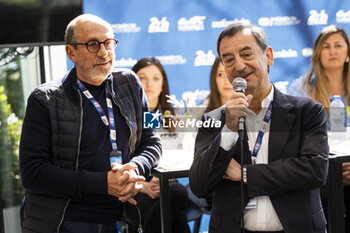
top-left (73, 38), bottom-right (118, 53)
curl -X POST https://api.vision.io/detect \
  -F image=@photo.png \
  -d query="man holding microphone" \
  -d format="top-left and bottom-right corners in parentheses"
top-left (189, 22), bottom-right (329, 233)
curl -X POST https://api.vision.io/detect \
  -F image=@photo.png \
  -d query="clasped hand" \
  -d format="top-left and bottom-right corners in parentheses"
top-left (107, 163), bottom-right (145, 205)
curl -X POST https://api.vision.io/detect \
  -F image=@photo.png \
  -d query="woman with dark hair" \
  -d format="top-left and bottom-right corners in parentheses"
top-left (132, 57), bottom-right (176, 134)
top-left (123, 57), bottom-right (190, 233)
top-left (204, 57), bottom-right (233, 113)
top-left (186, 57), bottom-right (234, 213)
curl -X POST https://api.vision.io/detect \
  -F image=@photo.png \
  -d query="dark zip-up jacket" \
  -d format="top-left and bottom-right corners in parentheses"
top-left (19, 68), bottom-right (162, 233)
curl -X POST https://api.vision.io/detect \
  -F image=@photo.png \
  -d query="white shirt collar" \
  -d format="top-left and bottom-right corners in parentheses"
top-left (262, 84), bottom-right (274, 109)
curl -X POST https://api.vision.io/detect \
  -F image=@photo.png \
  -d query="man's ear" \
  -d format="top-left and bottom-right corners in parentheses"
top-left (266, 46), bottom-right (274, 66)
top-left (66, 44), bottom-right (77, 63)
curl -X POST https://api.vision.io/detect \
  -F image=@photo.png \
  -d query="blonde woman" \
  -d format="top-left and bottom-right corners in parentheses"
top-left (289, 25), bottom-right (350, 233)
top-left (289, 25), bottom-right (350, 110)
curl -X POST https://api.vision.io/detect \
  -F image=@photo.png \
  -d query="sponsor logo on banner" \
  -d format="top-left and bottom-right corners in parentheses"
top-left (114, 58), bottom-right (137, 67)
top-left (274, 49), bottom-right (297, 58)
top-left (336, 10), bottom-right (350, 23)
top-left (307, 10), bottom-right (328, 25)
top-left (155, 55), bottom-right (187, 65)
top-left (211, 18), bottom-right (250, 28)
top-left (258, 16), bottom-right (300, 27)
top-left (143, 111), bottom-right (161, 129)
top-left (194, 50), bottom-right (215, 66)
top-left (178, 16), bottom-right (206, 31)
top-left (302, 48), bottom-right (313, 57)
top-left (148, 17), bottom-right (169, 33)
top-left (111, 23), bottom-right (141, 33)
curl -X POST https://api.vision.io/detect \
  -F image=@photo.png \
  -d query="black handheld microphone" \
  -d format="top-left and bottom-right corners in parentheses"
top-left (232, 77), bottom-right (247, 138)
top-left (232, 77), bottom-right (248, 233)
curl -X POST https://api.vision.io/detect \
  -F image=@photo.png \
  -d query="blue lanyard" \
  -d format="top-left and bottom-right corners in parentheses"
top-left (248, 101), bottom-right (273, 164)
top-left (76, 79), bottom-right (122, 164)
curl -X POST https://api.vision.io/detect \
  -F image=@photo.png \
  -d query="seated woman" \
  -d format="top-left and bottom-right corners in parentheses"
top-left (203, 57), bottom-right (234, 113)
top-left (123, 57), bottom-right (190, 233)
top-left (189, 57), bottom-right (234, 212)
top-left (288, 25), bottom-right (350, 107)
top-left (288, 25), bottom-right (350, 232)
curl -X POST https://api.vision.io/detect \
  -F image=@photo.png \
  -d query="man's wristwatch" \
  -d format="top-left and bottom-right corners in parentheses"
top-left (243, 166), bottom-right (247, 184)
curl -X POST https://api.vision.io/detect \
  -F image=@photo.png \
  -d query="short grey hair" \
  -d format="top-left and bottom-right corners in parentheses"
top-left (65, 18), bottom-right (77, 45)
top-left (216, 22), bottom-right (268, 60)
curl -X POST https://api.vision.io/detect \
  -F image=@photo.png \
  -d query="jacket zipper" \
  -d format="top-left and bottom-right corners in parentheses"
top-left (56, 89), bottom-right (83, 233)
top-left (106, 80), bottom-right (134, 159)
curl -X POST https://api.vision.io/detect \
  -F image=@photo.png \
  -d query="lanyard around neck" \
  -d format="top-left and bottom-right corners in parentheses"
top-left (248, 101), bottom-right (273, 164)
top-left (76, 79), bottom-right (120, 158)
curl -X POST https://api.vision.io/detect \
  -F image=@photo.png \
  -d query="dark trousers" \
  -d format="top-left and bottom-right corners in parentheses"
top-left (345, 186), bottom-right (350, 233)
top-left (123, 181), bottom-right (190, 233)
top-left (59, 221), bottom-right (117, 233)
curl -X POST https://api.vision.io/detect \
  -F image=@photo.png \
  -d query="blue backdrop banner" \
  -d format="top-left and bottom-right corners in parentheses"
top-left (82, 0), bottom-right (350, 103)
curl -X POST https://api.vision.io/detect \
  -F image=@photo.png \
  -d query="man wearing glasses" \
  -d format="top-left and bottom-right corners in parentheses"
top-left (19, 14), bottom-right (161, 233)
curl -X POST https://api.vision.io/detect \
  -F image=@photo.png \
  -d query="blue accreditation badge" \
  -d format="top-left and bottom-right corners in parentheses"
top-left (109, 151), bottom-right (122, 165)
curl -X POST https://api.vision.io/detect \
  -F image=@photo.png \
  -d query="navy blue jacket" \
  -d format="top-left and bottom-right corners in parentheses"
top-left (19, 68), bottom-right (161, 233)
top-left (190, 87), bottom-right (329, 233)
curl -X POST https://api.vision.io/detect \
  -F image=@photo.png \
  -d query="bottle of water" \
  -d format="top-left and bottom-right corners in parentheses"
top-left (329, 95), bottom-right (346, 143)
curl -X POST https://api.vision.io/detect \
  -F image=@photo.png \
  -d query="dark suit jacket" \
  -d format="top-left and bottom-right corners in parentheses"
top-left (189, 87), bottom-right (329, 233)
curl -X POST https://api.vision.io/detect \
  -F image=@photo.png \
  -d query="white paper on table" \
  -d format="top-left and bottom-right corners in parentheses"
top-left (329, 137), bottom-right (350, 155)
top-left (157, 149), bottom-right (194, 171)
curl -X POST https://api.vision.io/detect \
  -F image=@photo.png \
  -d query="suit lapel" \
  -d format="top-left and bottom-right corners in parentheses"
top-left (268, 87), bottom-right (296, 162)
